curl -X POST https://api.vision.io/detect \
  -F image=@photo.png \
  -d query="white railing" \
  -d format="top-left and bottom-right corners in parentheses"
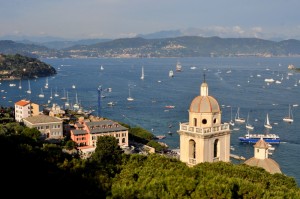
top-left (179, 122), bottom-right (230, 134)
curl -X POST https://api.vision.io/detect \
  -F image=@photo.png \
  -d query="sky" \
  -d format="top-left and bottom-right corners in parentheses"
top-left (1, 0), bottom-right (300, 41)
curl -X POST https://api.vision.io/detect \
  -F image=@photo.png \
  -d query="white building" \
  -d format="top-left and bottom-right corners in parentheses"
top-left (14, 99), bottom-right (40, 122)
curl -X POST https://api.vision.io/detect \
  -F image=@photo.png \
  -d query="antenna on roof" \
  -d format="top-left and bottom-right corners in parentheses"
top-left (203, 72), bottom-right (206, 83)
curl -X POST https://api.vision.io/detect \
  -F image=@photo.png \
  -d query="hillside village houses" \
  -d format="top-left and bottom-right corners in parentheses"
top-left (13, 86), bottom-right (280, 174)
top-left (14, 99), bottom-right (129, 157)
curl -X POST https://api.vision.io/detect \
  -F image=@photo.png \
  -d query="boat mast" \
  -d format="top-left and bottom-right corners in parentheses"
top-left (97, 85), bottom-right (102, 117)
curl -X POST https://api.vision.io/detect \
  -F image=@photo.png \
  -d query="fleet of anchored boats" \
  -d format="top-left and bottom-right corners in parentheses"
top-left (230, 103), bottom-right (295, 145)
top-left (2, 62), bottom-right (297, 148)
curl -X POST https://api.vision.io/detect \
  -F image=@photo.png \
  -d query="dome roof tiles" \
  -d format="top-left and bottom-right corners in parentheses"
top-left (244, 158), bottom-right (282, 174)
top-left (189, 96), bottom-right (220, 113)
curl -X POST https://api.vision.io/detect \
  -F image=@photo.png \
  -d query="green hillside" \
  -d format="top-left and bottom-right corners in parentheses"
top-left (2, 36), bottom-right (300, 58)
top-left (0, 53), bottom-right (56, 79)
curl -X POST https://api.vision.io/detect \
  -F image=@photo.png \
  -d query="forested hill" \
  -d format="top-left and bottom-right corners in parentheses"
top-left (2, 36), bottom-right (300, 58)
top-left (0, 53), bottom-right (56, 79)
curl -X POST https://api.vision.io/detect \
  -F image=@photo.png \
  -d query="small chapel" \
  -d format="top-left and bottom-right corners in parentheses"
top-left (177, 75), bottom-right (231, 166)
top-left (244, 138), bottom-right (282, 174)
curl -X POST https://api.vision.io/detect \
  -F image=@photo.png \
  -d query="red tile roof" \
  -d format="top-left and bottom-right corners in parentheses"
top-left (15, 100), bottom-right (30, 106)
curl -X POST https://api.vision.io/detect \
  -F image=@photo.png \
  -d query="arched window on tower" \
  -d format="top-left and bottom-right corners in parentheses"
top-left (214, 139), bottom-right (220, 159)
top-left (193, 118), bottom-right (197, 126)
top-left (189, 139), bottom-right (196, 164)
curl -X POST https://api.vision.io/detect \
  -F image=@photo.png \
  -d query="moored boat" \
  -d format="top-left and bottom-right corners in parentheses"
top-left (264, 78), bottom-right (275, 83)
top-left (169, 70), bottom-right (174, 77)
top-left (239, 132), bottom-right (280, 144)
top-left (283, 104), bottom-right (293, 123)
top-left (264, 113), bottom-right (272, 129)
top-left (165, 105), bottom-right (175, 109)
top-left (235, 107), bottom-right (245, 123)
top-left (156, 135), bottom-right (166, 139)
top-left (176, 61), bottom-right (182, 72)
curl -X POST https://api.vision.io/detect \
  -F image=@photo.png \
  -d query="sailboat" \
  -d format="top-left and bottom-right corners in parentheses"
top-left (100, 65), bottom-right (104, 70)
top-left (169, 70), bottom-right (174, 77)
top-left (176, 61), bottom-right (182, 72)
top-left (60, 88), bottom-right (67, 100)
top-left (283, 104), bottom-right (294, 123)
top-left (26, 80), bottom-right (31, 94)
top-left (44, 77), bottom-right (49, 89)
top-left (140, 66), bottom-right (144, 80)
top-left (50, 88), bottom-right (53, 99)
top-left (18, 79), bottom-right (22, 89)
top-left (245, 112), bottom-right (254, 130)
top-left (264, 113), bottom-right (272, 129)
top-left (38, 88), bottom-right (45, 98)
top-left (73, 92), bottom-right (80, 109)
top-left (127, 87), bottom-right (134, 101)
top-left (229, 107), bottom-right (235, 126)
top-left (54, 87), bottom-right (59, 97)
top-left (235, 107), bottom-right (245, 123)
top-left (65, 91), bottom-right (70, 108)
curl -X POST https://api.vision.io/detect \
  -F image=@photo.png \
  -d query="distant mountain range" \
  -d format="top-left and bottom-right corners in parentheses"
top-left (1, 36), bottom-right (300, 58)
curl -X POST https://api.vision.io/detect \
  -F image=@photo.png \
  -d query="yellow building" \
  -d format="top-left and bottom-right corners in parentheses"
top-left (178, 76), bottom-right (231, 166)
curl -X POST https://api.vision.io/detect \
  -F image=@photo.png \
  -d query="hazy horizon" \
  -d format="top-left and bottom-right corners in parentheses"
top-left (1, 0), bottom-right (300, 41)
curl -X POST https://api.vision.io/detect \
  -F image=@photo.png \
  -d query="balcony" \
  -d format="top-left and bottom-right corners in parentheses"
top-left (179, 122), bottom-right (230, 135)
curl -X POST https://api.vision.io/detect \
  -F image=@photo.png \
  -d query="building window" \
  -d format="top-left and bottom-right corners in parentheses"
top-left (202, 119), bottom-right (207, 124)
top-left (193, 118), bottom-right (197, 126)
top-left (189, 139), bottom-right (196, 159)
top-left (214, 139), bottom-right (219, 158)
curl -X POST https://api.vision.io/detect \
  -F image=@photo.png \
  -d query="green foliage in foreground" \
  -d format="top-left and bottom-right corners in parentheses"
top-left (1, 126), bottom-right (300, 198)
top-left (111, 154), bottom-right (300, 198)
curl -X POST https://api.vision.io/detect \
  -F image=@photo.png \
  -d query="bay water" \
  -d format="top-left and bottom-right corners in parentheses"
top-left (1, 57), bottom-right (299, 185)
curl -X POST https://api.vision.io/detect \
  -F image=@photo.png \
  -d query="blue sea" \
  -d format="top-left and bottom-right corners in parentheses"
top-left (1, 57), bottom-right (300, 185)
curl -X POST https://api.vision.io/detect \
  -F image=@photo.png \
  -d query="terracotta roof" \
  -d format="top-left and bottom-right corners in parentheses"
top-left (23, 115), bottom-right (62, 124)
top-left (15, 100), bottom-right (30, 106)
top-left (244, 157), bottom-right (282, 174)
top-left (189, 96), bottom-right (220, 113)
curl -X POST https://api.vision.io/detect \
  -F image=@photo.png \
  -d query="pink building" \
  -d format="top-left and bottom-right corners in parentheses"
top-left (70, 118), bottom-right (129, 156)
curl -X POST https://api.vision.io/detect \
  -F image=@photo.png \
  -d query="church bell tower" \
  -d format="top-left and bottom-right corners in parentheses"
top-left (178, 75), bottom-right (231, 166)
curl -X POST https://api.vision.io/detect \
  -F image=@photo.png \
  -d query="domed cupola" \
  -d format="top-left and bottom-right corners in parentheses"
top-left (188, 75), bottom-right (222, 127)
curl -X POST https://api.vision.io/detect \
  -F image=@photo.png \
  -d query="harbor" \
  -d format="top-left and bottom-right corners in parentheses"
top-left (0, 57), bottom-right (300, 185)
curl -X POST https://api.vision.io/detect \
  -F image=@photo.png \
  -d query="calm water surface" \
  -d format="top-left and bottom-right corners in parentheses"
top-left (1, 57), bottom-right (300, 185)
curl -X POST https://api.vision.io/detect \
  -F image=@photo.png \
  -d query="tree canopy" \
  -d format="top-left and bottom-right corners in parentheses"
top-left (1, 120), bottom-right (300, 198)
